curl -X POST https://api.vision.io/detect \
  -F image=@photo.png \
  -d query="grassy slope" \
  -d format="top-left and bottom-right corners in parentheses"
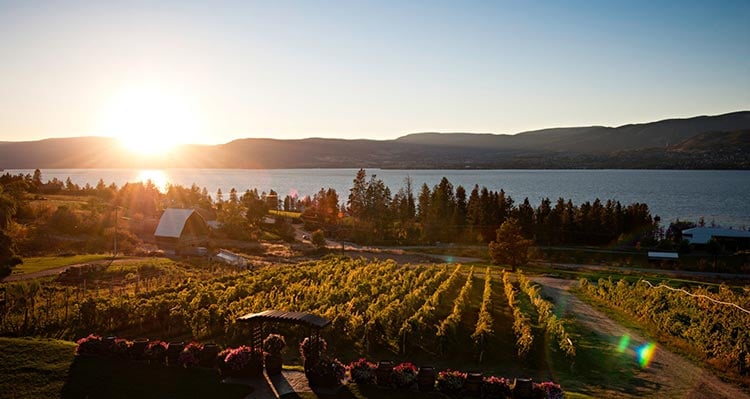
top-left (0, 337), bottom-right (251, 399)
top-left (0, 337), bottom-right (75, 399)
top-left (15, 254), bottom-right (112, 274)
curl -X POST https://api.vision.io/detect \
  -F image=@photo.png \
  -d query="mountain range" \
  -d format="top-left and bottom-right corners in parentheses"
top-left (1, 111), bottom-right (749, 169)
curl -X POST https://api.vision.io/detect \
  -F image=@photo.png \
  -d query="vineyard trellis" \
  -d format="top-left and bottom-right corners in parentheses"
top-left (502, 270), bottom-right (533, 358)
top-left (517, 271), bottom-right (575, 358)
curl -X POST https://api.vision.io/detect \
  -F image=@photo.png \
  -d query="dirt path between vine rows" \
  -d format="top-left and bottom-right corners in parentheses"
top-left (533, 277), bottom-right (750, 399)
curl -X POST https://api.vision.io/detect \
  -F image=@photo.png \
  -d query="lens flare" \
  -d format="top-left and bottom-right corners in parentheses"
top-left (636, 342), bottom-right (657, 368)
top-left (617, 335), bottom-right (630, 353)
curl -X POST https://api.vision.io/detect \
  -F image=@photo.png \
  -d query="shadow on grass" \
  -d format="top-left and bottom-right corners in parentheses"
top-left (61, 356), bottom-right (252, 399)
top-left (540, 283), bottom-right (662, 397)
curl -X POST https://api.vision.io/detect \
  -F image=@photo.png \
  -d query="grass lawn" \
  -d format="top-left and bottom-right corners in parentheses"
top-left (0, 337), bottom-right (251, 399)
top-left (15, 254), bottom-right (112, 274)
top-left (270, 210), bottom-right (303, 219)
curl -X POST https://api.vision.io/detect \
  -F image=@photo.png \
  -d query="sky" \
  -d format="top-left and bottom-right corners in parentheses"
top-left (0, 0), bottom-right (748, 145)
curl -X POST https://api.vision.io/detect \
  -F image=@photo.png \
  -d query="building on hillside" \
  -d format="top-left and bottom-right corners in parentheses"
top-left (214, 249), bottom-right (249, 270)
top-left (154, 208), bottom-right (210, 253)
top-left (681, 227), bottom-right (750, 251)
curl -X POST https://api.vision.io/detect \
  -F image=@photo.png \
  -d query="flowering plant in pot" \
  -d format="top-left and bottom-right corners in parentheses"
top-left (392, 362), bottom-right (418, 388)
top-left (75, 334), bottom-right (104, 356)
top-left (533, 381), bottom-right (564, 399)
top-left (263, 334), bottom-right (286, 375)
top-left (223, 346), bottom-right (264, 378)
top-left (110, 338), bottom-right (132, 360)
top-left (347, 358), bottom-right (377, 384)
top-left (144, 340), bottom-right (167, 365)
top-left (436, 369), bottom-right (466, 394)
top-left (178, 342), bottom-right (203, 368)
top-left (300, 337), bottom-right (327, 371)
top-left (306, 357), bottom-right (345, 388)
top-left (482, 376), bottom-right (512, 398)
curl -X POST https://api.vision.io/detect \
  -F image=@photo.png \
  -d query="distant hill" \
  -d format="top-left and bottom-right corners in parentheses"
top-left (1, 111), bottom-right (749, 169)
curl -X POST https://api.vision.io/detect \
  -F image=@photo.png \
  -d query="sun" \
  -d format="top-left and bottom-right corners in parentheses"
top-left (98, 85), bottom-right (202, 155)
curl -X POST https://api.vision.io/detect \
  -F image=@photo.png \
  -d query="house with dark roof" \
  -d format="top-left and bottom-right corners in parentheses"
top-left (154, 208), bottom-right (210, 252)
top-left (682, 227), bottom-right (750, 251)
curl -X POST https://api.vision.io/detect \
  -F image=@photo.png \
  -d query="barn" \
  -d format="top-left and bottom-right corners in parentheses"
top-left (154, 208), bottom-right (210, 253)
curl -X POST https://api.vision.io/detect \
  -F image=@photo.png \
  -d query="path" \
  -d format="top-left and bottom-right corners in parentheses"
top-left (224, 370), bottom-right (338, 399)
top-left (533, 276), bottom-right (750, 399)
top-left (535, 261), bottom-right (750, 281)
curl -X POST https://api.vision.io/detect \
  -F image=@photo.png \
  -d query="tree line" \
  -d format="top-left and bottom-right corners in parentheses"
top-left (0, 168), bottom-right (658, 274)
top-left (306, 169), bottom-right (656, 247)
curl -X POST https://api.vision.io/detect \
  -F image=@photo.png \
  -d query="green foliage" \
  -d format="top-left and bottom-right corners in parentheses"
top-left (471, 267), bottom-right (494, 348)
top-left (517, 271), bottom-right (575, 358)
top-left (0, 337), bottom-right (75, 399)
top-left (13, 254), bottom-right (111, 274)
top-left (489, 218), bottom-right (532, 270)
top-left (581, 277), bottom-right (750, 377)
top-left (437, 267), bottom-right (474, 349)
top-left (502, 270), bottom-right (534, 358)
top-left (311, 229), bottom-right (326, 249)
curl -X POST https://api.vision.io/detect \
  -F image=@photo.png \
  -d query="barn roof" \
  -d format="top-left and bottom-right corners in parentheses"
top-left (154, 208), bottom-right (200, 238)
top-left (237, 310), bottom-right (331, 329)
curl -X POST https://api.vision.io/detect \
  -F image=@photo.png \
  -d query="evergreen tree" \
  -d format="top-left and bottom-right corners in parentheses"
top-left (489, 218), bottom-right (533, 271)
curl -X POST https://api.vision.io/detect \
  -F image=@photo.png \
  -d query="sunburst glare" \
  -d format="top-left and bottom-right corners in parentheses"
top-left (136, 170), bottom-right (170, 193)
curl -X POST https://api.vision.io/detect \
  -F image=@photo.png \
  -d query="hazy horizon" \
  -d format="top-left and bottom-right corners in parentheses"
top-left (0, 109), bottom-right (747, 146)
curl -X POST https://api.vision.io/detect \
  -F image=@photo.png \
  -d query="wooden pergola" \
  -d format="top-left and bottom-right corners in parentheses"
top-left (237, 310), bottom-right (330, 360)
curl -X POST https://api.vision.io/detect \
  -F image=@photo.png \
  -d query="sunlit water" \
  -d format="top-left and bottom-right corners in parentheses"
top-left (6, 169), bottom-right (749, 228)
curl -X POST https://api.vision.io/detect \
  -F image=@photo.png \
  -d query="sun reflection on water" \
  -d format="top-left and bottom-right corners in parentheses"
top-left (136, 170), bottom-right (169, 192)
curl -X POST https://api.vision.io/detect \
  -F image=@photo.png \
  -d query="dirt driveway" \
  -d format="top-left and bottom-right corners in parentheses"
top-left (533, 277), bottom-right (749, 399)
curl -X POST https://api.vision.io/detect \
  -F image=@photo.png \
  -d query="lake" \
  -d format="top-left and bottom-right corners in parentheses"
top-left (5, 168), bottom-right (749, 229)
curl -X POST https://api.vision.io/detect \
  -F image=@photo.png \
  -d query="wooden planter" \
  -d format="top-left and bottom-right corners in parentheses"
top-left (464, 372), bottom-right (483, 397)
top-left (166, 342), bottom-right (185, 366)
top-left (417, 366), bottom-right (435, 392)
top-left (265, 354), bottom-right (283, 375)
top-left (375, 361), bottom-right (393, 387)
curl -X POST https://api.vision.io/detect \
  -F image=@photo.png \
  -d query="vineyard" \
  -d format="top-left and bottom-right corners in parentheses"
top-left (0, 257), bottom-right (581, 372)
top-left (579, 277), bottom-right (750, 378)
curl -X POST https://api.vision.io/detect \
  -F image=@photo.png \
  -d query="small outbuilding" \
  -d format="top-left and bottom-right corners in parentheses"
top-left (154, 208), bottom-right (210, 252)
top-left (682, 227), bottom-right (750, 251)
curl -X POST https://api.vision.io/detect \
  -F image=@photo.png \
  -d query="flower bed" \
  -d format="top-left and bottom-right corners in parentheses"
top-left (339, 356), bottom-right (565, 398)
